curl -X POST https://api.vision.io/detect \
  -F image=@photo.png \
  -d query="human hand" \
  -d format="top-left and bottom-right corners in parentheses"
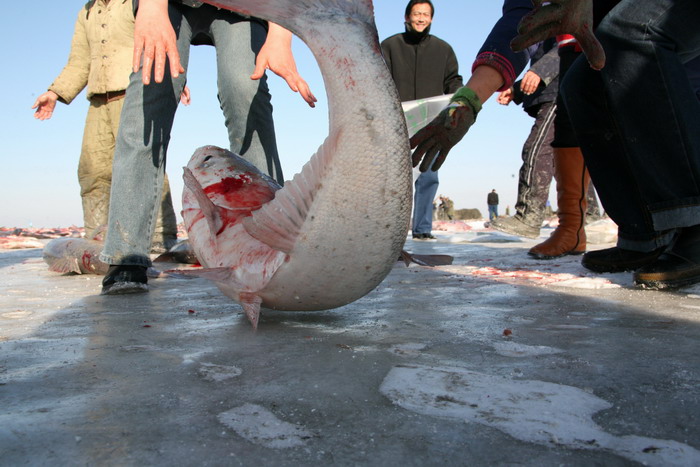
top-left (409, 87), bottom-right (481, 172)
top-left (133, 0), bottom-right (184, 85)
top-left (497, 88), bottom-right (514, 105)
top-left (252, 23), bottom-right (317, 107)
top-left (180, 85), bottom-right (191, 105)
top-left (520, 70), bottom-right (541, 95)
top-left (511, 0), bottom-right (605, 70)
top-left (32, 91), bottom-right (59, 120)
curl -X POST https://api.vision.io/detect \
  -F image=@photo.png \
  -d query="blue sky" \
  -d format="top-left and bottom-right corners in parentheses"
top-left (2, 1), bottom-right (537, 228)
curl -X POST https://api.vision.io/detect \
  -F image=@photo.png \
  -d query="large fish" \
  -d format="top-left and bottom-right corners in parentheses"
top-left (43, 237), bottom-right (164, 277)
top-left (180, 0), bottom-right (412, 328)
top-left (43, 238), bottom-right (109, 274)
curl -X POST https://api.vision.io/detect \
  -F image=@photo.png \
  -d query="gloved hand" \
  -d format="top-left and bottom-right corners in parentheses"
top-left (510, 0), bottom-right (605, 70)
top-left (409, 87), bottom-right (482, 172)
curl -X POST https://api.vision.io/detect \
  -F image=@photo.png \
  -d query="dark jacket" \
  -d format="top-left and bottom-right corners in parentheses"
top-left (381, 30), bottom-right (463, 102)
top-left (487, 192), bottom-right (499, 206)
top-left (511, 39), bottom-right (559, 115)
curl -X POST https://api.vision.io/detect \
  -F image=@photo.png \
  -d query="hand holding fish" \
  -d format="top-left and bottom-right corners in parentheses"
top-left (251, 23), bottom-right (317, 108)
top-left (32, 91), bottom-right (59, 120)
top-left (410, 86), bottom-right (482, 172)
top-left (511, 0), bottom-right (605, 70)
top-left (132, 0), bottom-right (184, 85)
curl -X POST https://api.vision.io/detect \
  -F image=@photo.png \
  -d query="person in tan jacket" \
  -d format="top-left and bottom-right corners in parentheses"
top-left (32, 0), bottom-right (179, 250)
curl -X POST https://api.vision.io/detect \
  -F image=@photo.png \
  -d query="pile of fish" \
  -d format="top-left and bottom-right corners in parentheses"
top-left (0, 226), bottom-right (85, 249)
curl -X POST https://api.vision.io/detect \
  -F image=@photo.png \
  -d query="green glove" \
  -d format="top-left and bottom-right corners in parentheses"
top-left (511, 0), bottom-right (605, 70)
top-left (409, 87), bottom-right (482, 172)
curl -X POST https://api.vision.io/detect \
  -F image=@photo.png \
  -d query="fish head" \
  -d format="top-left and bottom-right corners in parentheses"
top-left (185, 145), bottom-right (281, 211)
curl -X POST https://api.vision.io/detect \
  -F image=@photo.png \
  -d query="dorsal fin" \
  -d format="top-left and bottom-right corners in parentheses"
top-left (242, 129), bottom-right (340, 253)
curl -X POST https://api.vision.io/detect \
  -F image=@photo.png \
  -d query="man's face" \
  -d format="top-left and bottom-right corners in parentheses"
top-left (406, 3), bottom-right (433, 33)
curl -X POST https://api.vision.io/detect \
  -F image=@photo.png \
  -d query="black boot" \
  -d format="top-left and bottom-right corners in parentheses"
top-left (582, 246), bottom-right (665, 273)
top-left (101, 265), bottom-right (148, 295)
top-left (634, 225), bottom-right (700, 289)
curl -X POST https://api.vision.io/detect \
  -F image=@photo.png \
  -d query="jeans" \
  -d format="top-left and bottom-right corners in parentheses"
top-left (101, 4), bottom-right (281, 267)
top-left (412, 167), bottom-right (439, 235)
top-left (562, 0), bottom-right (700, 252)
top-left (488, 205), bottom-right (498, 221)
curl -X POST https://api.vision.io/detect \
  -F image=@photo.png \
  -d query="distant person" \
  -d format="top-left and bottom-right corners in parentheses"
top-left (32, 0), bottom-right (179, 249)
top-left (381, 0), bottom-right (463, 241)
top-left (437, 195), bottom-right (454, 221)
top-left (487, 189), bottom-right (499, 221)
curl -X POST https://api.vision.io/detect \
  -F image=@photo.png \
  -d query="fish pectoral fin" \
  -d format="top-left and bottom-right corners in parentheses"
top-left (239, 293), bottom-right (262, 329)
top-left (400, 250), bottom-right (454, 267)
top-left (46, 258), bottom-right (82, 275)
top-left (183, 167), bottom-right (224, 241)
top-left (243, 129), bottom-right (341, 253)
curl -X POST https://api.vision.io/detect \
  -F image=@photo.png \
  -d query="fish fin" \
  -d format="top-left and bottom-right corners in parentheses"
top-left (400, 250), bottom-right (454, 267)
top-left (47, 258), bottom-right (82, 275)
top-left (239, 292), bottom-right (262, 329)
top-left (166, 266), bottom-right (236, 283)
top-left (243, 129), bottom-right (340, 253)
top-left (183, 167), bottom-right (223, 241)
top-left (167, 267), bottom-right (262, 329)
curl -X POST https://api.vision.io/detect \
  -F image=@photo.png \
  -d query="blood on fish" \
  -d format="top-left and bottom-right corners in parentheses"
top-left (81, 252), bottom-right (92, 271)
top-left (203, 174), bottom-right (275, 209)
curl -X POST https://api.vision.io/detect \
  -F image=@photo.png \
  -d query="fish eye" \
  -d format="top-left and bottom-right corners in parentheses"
top-left (203, 155), bottom-right (214, 162)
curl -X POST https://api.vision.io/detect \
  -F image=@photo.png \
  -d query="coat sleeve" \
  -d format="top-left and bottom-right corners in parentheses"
top-left (528, 45), bottom-right (560, 87)
top-left (471, 0), bottom-right (533, 92)
top-left (443, 44), bottom-right (464, 94)
top-left (48, 7), bottom-right (91, 104)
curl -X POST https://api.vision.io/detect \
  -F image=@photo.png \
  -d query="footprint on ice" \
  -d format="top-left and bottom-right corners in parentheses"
top-left (492, 341), bottom-right (562, 358)
top-left (218, 403), bottom-right (314, 448)
top-left (380, 365), bottom-right (700, 466)
top-left (198, 362), bottom-right (242, 382)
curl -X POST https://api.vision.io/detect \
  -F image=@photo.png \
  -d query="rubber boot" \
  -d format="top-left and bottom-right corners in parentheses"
top-left (528, 147), bottom-right (589, 259)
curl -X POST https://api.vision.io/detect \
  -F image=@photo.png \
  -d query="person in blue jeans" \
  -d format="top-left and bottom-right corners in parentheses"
top-left (562, 0), bottom-right (700, 289)
top-left (487, 189), bottom-right (499, 221)
top-left (100, 0), bottom-right (315, 294)
top-left (381, 0), bottom-right (463, 241)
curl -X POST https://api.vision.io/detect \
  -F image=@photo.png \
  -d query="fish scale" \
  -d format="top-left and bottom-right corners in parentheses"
top-left (183, 0), bottom-right (411, 327)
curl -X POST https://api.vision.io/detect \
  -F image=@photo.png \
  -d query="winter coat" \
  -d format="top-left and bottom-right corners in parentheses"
top-left (49, 0), bottom-right (135, 104)
top-left (381, 30), bottom-right (463, 102)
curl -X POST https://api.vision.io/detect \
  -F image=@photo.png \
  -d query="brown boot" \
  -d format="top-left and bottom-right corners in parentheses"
top-left (529, 147), bottom-right (589, 259)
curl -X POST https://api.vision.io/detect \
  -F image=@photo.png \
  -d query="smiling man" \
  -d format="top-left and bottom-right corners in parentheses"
top-left (381, 0), bottom-right (463, 241)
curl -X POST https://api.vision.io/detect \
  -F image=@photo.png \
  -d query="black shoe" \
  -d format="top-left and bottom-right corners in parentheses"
top-left (412, 233), bottom-right (437, 240)
top-left (581, 246), bottom-right (665, 273)
top-left (101, 265), bottom-right (149, 295)
top-left (634, 226), bottom-right (700, 289)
